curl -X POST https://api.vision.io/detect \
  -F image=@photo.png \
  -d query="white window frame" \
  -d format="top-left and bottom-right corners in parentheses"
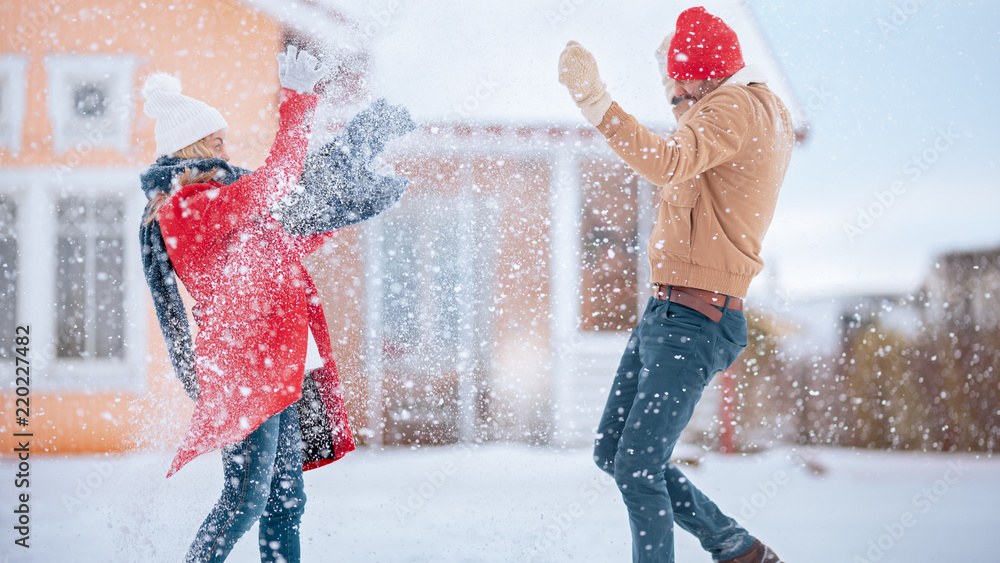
top-left (44, 54), bottom-right (136, 155)
top-left (0, 168), bottom-right (147, 392)
top-left (0, 55), bottom-right (28, 155)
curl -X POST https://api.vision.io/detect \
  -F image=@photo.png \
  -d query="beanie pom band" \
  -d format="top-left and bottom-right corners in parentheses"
top-left (141, 72), bottom-right (228, 155)
top-left (141, 73), bottom-right (183, 99)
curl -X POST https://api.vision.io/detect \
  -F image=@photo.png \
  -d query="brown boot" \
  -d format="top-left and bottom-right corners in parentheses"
top-left (719, 539), bottom-right (784, 563)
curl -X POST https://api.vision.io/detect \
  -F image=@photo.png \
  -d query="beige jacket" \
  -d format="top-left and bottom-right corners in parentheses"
top-left (596, 66), bottom-right (794, 299)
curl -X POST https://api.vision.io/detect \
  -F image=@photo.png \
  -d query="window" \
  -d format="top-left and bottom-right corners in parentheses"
top-left (44, 55), bottom-right (136, 154)
top-left (0, 170), bottom-right (143, 390)
top-left (579, 160), bottom-right (641, 332)
top-left (0, 196), bottom-right (17, 358)
top-left (55, 196), bottom-right (126, 359)
top-left (0, 56), bottom-right (28, 155)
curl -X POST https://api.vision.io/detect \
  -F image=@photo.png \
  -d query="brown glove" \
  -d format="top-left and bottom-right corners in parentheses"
top-left (558, 41), bottom-right (613, 126)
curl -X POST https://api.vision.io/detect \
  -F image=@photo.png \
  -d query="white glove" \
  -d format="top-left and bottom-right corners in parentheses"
top-left (276, 45), bottom-right (328, 94)
top-left (558, 41), bottom-right (613, 126)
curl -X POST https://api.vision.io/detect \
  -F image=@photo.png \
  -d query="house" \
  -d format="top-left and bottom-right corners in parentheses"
top-left (916, 246), bottom-right (1000, 451)
top-left (0, 0), bottom-right (806, 457)
top-left (0, 0), bottom-right (327, 454)
top-left (777, 246), bottom-right (1000, 451)
top-left (922, 246), bottom-right (1000, 331)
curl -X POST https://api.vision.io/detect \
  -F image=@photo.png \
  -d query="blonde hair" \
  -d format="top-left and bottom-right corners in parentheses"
top-left (142, 139), bottom-right (223, 225)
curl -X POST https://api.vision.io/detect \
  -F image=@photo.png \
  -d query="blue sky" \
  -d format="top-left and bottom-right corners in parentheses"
top-left (748, 0), bottom-right (1000, 297)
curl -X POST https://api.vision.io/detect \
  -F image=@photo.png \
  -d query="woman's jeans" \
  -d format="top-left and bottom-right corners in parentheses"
top-left (185, 405), bottom-right (306, 563)
top-left (594, 295), bottom-right (754, 563)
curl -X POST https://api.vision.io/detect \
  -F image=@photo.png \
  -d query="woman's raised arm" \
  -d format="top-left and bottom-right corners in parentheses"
top-left (161, 47), bottom-right (327, 239)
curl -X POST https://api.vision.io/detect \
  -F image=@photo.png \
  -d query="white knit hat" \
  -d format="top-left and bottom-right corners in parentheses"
top-left (141, 73), bottom-right (228, 156)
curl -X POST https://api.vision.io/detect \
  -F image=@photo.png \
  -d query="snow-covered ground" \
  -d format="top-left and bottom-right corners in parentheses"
top-left (2, 445), bottom-right (997, 562)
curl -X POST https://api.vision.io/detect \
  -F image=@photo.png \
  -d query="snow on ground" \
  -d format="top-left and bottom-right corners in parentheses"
top-left (1, 445), bottom-right (997, 562)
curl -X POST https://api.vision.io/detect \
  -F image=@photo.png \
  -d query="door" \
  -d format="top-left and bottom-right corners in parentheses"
top-left (369, 193), bottom-right (496, 445)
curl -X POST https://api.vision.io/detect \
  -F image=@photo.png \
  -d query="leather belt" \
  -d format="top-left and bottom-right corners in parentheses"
top-left (652, 284), bottom-right (743, 323)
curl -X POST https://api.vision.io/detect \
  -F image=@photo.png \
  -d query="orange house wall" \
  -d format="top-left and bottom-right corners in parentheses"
top-left (0, 0), bottom-right (285, 456)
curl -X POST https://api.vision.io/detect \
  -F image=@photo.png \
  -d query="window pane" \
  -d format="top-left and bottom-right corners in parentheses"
top-left (381, 220), bottom-right (419, 349)
top-left (94, 236), bottom-right (124, 358)
top-left (0, 197), bottom-right (16, 358)
top-left (579, 161), bottom-right (640, 332)
top-left (56, 233), bottom-right (87, 357)
top-left (94, 196), bottom-right (124, 225)
top-left (54, 196), bottom-right (127, 359)
top-left (73, 81), bottom-right (108, 118)
top-left (381, 204), bottom-right (464, 365)
top-left (58, 197), bottom-right (85, 223)
top-left (428, 219), bottom-right (463, 348)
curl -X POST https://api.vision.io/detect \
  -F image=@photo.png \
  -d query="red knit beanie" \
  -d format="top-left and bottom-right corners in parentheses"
top-left (667, 6), bottom-right (745, 80)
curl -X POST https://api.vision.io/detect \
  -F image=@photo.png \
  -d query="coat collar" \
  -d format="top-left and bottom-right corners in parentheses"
top-left (139, 156), bottom-right (248, 199)
top-left (722, 64), bottom-right (768, 87)
top-left (675, 65), bottom-right (769, 125)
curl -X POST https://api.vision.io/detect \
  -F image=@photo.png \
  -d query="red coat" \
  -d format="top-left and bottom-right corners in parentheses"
top-left (157, 89), bottom-right (355, 477)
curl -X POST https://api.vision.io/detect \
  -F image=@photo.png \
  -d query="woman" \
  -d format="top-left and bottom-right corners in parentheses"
top-left (138, 45), bottom-right (409, 562)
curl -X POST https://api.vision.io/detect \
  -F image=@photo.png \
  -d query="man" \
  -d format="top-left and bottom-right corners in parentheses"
top-left (558, 6), bottom-right (793, 563)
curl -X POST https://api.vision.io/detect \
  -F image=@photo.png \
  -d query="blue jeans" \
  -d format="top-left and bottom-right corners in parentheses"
top-left (186, 405), bottom-right (306, 563)
top-left (594, 295), bottom-right (754, 563)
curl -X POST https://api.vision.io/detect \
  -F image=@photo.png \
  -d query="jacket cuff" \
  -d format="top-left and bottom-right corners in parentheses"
top-left (582, 91), bottom-right (613, 127)
top-left (279, 87), bottom-right (318, 106)
top-left (596, 102), bottom-right (630, 137)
